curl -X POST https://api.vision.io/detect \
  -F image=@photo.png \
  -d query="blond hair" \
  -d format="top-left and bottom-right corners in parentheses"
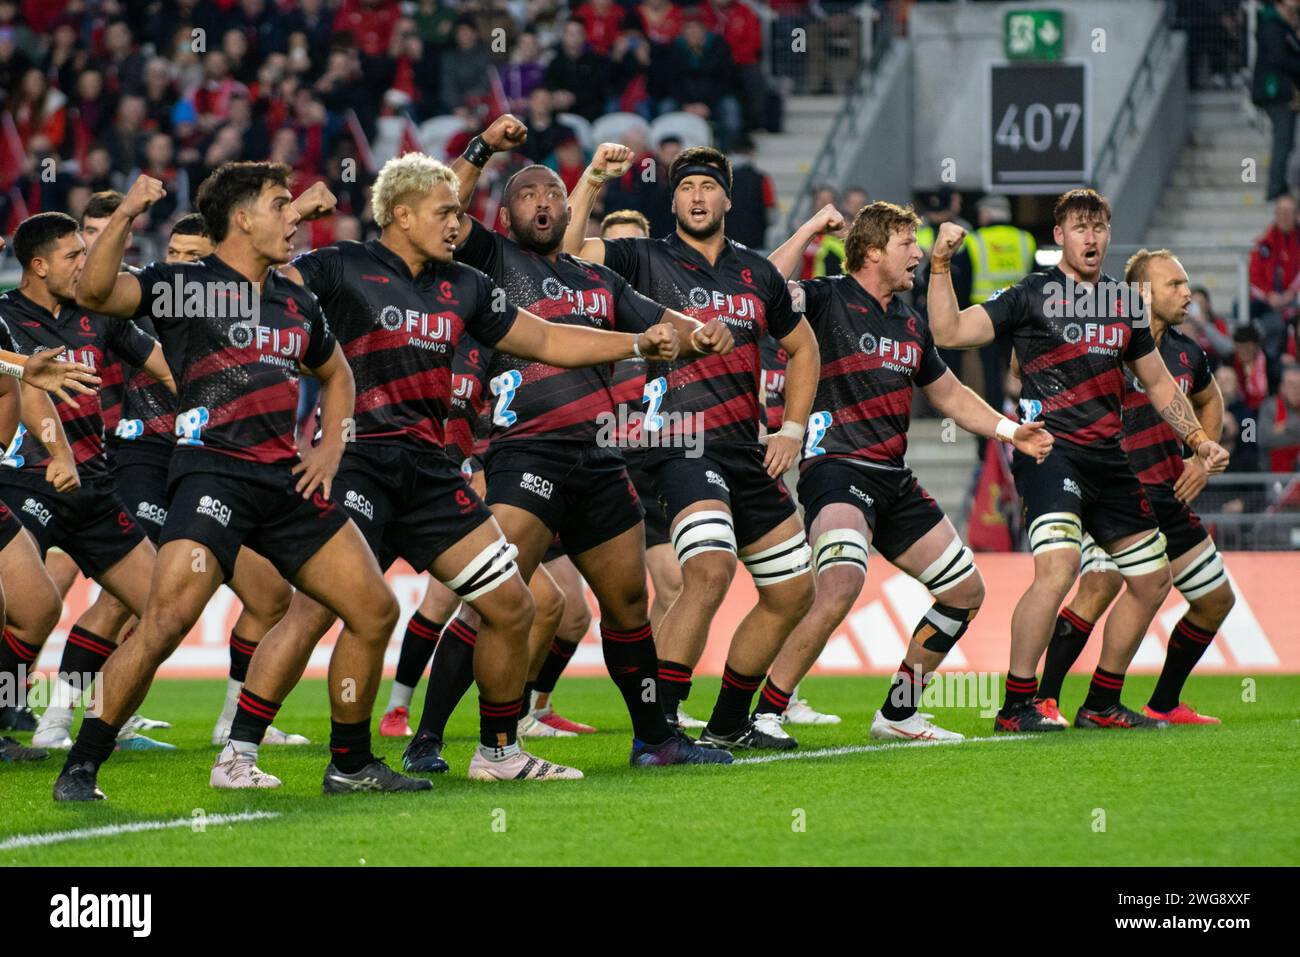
top-left (601, 209), bottom-right (650, 238)
top-left (371, 153), bottom-right (460, 227)
top-left (1124, 247), bottom-right (1177, 284)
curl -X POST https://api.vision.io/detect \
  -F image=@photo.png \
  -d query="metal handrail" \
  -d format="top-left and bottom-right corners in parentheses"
top-left (1091, 3), bottom-right (1178, 191)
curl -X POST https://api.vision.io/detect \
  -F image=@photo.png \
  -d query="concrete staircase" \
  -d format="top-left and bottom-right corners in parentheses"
top-left (1145, 89), bottom-right (1270, 318)
top-left (752, 95), bottom-right (845, 249)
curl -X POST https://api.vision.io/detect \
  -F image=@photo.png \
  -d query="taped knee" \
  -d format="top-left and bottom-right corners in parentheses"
top-left (1028, 512), bottom-right (1082, 557)
top-left (914, 602), bottom-right (978, 654)
top-left (916, 538), bottom-right (977, 597)
top-left (1079, 534), bottom-right (1118, 576)
top-left (812, 528), bottom-right (869, 577)
top-left (742, 532), bottom-right (813, 587)
top-left (441, 537), bottom-right (520, 602)
top-left (1111, 530), bottom-right (1169, 578)
top-left (1172, 541), bottom-right (1227, 600)
top-left (672, 510), bottom-right (737, 565)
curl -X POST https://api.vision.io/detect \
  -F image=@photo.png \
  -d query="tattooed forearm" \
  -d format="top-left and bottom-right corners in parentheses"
top-left (1157, 389), bottom-right (1204, 442)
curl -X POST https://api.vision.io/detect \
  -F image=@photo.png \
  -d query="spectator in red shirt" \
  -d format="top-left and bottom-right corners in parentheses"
top-left (11, 68), bottom-right (67, 146)
top-left (700, 0), bottom-right (768, 131)
top-left (572, 0), bottom-right (625, 56)
top-left (332, 0), bottom-right (401, 57)
top-left (1233, 324), bottom-right (1272, 413)
top-left (638, 0), bottom-right (682, 46)
top-left (1250, 193), bottom-right (1300, 387)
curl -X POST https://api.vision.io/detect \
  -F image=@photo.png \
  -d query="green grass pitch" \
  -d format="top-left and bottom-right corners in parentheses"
top-left (2, 674), bottom-right (1297, 866)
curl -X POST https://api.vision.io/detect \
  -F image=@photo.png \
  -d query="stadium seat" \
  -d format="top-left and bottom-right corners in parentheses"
top-left (592, 112), bottom-right (651, 149)
top-left (557, 113), bottom-right (596, 152)
top-left (650, 112), bottom-right (712, 150)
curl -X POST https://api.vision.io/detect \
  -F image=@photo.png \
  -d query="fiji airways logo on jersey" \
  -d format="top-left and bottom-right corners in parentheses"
top-left (541, 277), bottom-right (612, 323)
top-left (686, 287), bottom-right (759, 326)
top-left (1061, 321), bottom-right (1129, 357)
top-left (378, 305), bottom-right (455, 352)
top-left (229, 322), bottom-right (304, 368)
top-left (858, 332), bottom-right (920, 372)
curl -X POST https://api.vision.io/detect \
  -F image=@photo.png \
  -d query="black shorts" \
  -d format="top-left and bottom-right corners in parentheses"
top-left (161, 468), bottom-right (349, 582)
top-left (646, 443), bottom-right (796, 550)
top-left (1013, 441), bottom-right (1156, 546)
top-left (1146, 483), bottom-right (1210, 562)
top-left (798, 459), bottom-right (945, 562)
top-left (0, 499), bottom-right (24, 552)
top-left (0, 474), bottom-right (145, 578)
top-left (333, 443), bottom-right (494, 572)
top-left (113, 458), bottom-right (171, 545)
top-left (625, 451), bottom-right (669, 549)
top-left (485, 441), bottom-right (643, 557)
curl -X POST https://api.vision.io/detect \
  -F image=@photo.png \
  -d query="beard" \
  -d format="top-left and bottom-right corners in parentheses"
top-left (676, 210), bottom-right (725, 240)
top-left (511, 208), bottom-right (569, 255)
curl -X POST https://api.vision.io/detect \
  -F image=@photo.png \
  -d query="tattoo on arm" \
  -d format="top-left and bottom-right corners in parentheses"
top-left (1158, 389), bottom-right (1202, 441)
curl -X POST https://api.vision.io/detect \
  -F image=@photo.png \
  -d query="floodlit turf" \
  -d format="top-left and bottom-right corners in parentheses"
top-left (2, 675), bottom-right (1297, 866)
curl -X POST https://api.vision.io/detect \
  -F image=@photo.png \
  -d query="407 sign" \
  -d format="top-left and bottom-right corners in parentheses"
top-left (986, 61), bottom-right (1090, 193)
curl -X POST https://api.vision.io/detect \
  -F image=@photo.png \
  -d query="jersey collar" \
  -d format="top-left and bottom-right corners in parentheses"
top-left (665, 230), bottom-right (734, 269)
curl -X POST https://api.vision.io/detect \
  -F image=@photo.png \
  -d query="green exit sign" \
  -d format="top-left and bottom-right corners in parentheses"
top-left (1005, 9), bottom-right (1064, 61)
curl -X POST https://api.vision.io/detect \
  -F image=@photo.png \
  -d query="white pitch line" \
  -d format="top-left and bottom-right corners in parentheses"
top-left (731, 734), bottom-right (1040, 765)
top-left (0, 810), bottom-right (281, 852)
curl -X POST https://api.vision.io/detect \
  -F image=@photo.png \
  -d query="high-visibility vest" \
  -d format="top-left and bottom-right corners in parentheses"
top-left (812, 235), bottom-right (845, 276)
top-left (967, 224), bottom-right (1036, 303)
top-left (917, 224), bottom-right (935, 252)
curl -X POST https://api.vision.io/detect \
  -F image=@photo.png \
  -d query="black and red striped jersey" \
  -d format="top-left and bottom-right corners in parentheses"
top-left (455, 217), bottom-right (664, 443)
top-left (602, 232), bottom-right (799, 447)
top-left (292, 240), bottom-right (516, 452)
top-left (108, 308), bottom-right (180, 459)
top-left (797, 275), bottom-right (946, 470)
top-left (760, 335), bottom-right (788, 432)
top-left (444, 336), bottom-right (492, 472)
top-left (0, 289), bottom-right (155, 479)
top-left (983, 266), bottom-right (1156, 452)
top-left (131, 255), bottom-right (336, 479)
top-left (98, 354), bottom-right (128, 437)
top-left (1120, 326), bottom-right (1213, 487)
top-left (609, 357), bottom-right (648, 448)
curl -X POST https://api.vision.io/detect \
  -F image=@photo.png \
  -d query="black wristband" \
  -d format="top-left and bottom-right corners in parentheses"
top-left (463, 135), bottom-right (493, 169)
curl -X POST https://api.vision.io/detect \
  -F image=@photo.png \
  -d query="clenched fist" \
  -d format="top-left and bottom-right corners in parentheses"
top-left (636, 323), bottom-right (680, 361)
top-left (931, 220), bottom-right (966, 261)
top-left (294, 181), bottom-right (338, 221)
top-left (690, 318), bottom-right (734, 356)
top-left (120, 174), bottom-right (166, 219)
top-left (586, 143), bottom-right (634, 185)
top-left (808, 203), bottom-right (845, 236)
top-left (483, 114), bottom-right (528, 152)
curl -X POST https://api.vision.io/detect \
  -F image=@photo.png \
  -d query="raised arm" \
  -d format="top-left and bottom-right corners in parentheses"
top-left (926, 221), bottom-right (997, 349)
top-left (291, 343), bottom-right (354, 500)
top-left (922, 368), bottom-right (1053, 462)
top-left (76, 176), bottom-right (164, 315)
top-left (450, 114), bottom-right (528, 248)
top-left (561, 143), bottom-right (635, 262)
top-left (496, 307), bottom-right (679, 367)
top-left (768, 204), bottom-right (844, 280)
top-left (1128, 349), bottom-right (1229, 474)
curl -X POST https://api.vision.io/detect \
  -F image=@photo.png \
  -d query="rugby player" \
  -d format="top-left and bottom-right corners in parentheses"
top-left (53, 162), bottom-right (422, 800)
top-left (926, 189), bottom-right (1229, 732)
top-left (213, 148), bottom-right (699, 787)
top-left (760, 201), bottom-right (1052, 742)
top-left (1036, 249), bottom-right (1234, 725)
top-left (0, 212), bottom-right (169, 750)
top-left (400, 127), bottom-right (735, 773)
top-left (564, 144), bottom-right (821, 751)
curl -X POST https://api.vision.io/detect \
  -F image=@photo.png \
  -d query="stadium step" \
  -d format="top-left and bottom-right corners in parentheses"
top-left (753, 94), bottom-right (852, 246)
top-left (1143, 89), bottom-right (1269, 316)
